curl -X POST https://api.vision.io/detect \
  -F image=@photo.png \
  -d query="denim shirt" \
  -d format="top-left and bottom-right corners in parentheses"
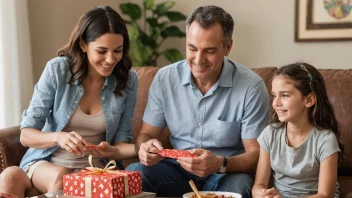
top-left (20, 56), bottom-right (138, 170)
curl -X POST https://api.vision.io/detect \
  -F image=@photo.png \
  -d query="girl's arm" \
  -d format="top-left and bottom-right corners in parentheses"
top-left (252, 146), bottom-right (272, 198)
top-left (307, 152), bottom-right (338, 198)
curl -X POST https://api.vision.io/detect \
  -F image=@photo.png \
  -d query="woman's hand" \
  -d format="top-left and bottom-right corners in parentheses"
top-left (55, 131), bottom-right (88, 155)
top-left (94, 141), bottom-right (116, 158)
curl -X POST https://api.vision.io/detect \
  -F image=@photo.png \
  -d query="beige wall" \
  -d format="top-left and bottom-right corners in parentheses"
top-left (28, 0), bottom-right (121, 82)
top-left (28, 0), bottom-right (352, 82)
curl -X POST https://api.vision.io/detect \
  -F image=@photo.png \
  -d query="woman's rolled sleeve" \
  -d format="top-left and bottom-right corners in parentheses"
top-left (21, 61), bottom-right (57, 130)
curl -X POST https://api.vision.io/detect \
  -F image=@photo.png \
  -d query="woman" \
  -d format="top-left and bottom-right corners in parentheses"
top-left (0, 5), bottom-right (137, 197)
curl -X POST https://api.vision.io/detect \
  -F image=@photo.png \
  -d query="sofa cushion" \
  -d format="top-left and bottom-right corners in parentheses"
top-left (319, 69), bottom-right (352, 176)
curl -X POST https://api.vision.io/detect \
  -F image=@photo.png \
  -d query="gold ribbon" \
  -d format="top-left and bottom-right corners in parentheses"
top-left (83, 155), bottom-right (129, 197)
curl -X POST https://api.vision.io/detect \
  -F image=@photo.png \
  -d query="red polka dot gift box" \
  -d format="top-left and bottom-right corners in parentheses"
top-left (63, 156), bottom-right (142, 198)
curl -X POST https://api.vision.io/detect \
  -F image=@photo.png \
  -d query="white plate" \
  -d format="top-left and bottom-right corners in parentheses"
top-left (183, 191), bottom-right (242, 198)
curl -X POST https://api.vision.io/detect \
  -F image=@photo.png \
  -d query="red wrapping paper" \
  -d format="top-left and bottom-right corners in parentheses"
top-left (157, 149), bottom-right (198, 159)
top-left (63, 169), bottom-right (141, 198)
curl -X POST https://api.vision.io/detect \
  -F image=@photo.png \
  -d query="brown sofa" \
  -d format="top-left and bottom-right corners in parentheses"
top-left (0, 66), bottom-right (351, 197)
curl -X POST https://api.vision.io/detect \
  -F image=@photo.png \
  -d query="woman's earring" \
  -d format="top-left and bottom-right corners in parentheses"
top-left (82, 51), bottom-right (87, 60)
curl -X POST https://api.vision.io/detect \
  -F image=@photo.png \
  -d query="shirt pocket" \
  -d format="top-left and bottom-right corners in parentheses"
top-left (213, 119), bottom-right (241, 147)
top-left (109, 104), bottom-right (125, 132)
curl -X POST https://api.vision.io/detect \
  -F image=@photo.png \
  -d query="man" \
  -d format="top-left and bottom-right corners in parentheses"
top-left (126, 5), bottom-right (270, 198)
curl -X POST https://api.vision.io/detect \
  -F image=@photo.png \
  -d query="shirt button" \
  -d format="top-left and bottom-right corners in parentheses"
top-left (75, 101), bottom-right (78, 103)
top-left (197, 141), bottom-right (201, 146)
top-left (199, 122), bottom-right (202, 126)
top-left (67, 116), bottom-right (69, 118)
top-left (102, 96), bottom-right (105, 100)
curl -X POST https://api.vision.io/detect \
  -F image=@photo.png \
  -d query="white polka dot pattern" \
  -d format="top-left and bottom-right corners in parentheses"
top-left (157, 149), bottom-right (198, 159)
top-left (63, 170), bottom-right (142, 198)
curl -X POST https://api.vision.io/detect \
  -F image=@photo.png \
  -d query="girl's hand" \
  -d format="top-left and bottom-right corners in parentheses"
top-left (255, 188), bottom-right (283, 198)
top-left (56, 131), bottom-right (88, 155)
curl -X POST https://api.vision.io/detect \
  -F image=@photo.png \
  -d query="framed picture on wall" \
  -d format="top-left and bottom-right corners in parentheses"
top-left (295, 0), bottom-right (352, 42)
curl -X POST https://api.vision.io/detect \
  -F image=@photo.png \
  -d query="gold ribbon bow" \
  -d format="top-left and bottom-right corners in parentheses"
top-left (83, 155), bottom-right (129, 198)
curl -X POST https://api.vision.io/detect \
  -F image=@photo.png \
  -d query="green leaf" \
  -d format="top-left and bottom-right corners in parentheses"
top-left (126, 23), bottom-right (139, 41)
top-left (158, 22), bottom-right (168, 29)
top-left (130, 40), bottom-right (153, 66)
top-left (143, 0), bottom-right (154, 10)
top-left (146, 17), bottom-right (158, 28)
top-left (123, 20), bottom-right (133, 25)
top-left (139, 31), bottom-right (157, 48)
top-left (166, 11), bottom-right (186, 22)
top-left (161, 26), bottom-right (186, 38)
top-left (140, 45), bottom-right (154, 66)
top-left (120, 3), bottom-right (142, 21)
top-left (163, 48), bottom-right (184, 63)
top-left (129, 41), bottom-right (144, 66)
top-left (155, 1), bottom-right (175, 16)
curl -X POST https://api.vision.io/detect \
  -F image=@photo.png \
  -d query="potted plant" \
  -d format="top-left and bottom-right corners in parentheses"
top-left (120, 0), bottom-right (186, 66)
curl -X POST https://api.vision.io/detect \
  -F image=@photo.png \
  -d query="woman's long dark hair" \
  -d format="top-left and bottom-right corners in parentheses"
top-left (271, 62), bottom-right (344, 161)
top-left (58, 5), bottom-right (132, 96)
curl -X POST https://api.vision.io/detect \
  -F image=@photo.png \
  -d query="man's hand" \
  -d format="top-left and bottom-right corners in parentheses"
top-left (177, 148), bottom-right (222, 177)
top-left (138, 139), bottom-right (164, 166)
top-left (254, 188), bottom-right (283, 198)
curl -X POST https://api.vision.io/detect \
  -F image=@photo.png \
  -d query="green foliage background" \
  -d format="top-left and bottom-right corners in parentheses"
top-left (120, 0), bottom-right (186, 66)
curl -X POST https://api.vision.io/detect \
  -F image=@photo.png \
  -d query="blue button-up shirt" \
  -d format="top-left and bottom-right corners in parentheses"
top-left (20, 56), bottom-right (138, 170)
top-left (143, 57), bottom-right (269, 157)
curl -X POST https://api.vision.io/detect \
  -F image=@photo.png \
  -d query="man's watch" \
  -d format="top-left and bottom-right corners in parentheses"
top-left (218, 156), bottom-right (227, 174)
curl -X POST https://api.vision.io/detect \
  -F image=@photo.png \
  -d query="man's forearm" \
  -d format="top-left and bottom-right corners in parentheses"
top-left (135, 133), bottom-right (154, 154)
top-left (227, 150), bottom-right (259, 173)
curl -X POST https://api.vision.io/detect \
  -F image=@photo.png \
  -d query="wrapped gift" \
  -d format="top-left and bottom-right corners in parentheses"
top-left (63, 156), bottom-right (142, 198)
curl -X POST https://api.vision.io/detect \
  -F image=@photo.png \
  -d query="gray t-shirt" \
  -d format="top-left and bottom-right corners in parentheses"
top-left (257, 125), bottom-right (341, 198)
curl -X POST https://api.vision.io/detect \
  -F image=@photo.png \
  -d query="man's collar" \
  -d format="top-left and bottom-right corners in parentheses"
top-left (218, 57), bottom-right (233, 87)
top-left (181, 62), bottom-right (192, 85)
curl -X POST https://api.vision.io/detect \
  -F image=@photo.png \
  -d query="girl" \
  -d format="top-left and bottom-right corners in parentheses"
top-left (252, 63), bottom-right (343, 198)
top-left (0, 5), bottom-right (137, 197)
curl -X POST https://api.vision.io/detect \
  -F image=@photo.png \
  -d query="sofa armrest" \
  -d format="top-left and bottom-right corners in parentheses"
top-left (0, 126), bottom-right (28, 173)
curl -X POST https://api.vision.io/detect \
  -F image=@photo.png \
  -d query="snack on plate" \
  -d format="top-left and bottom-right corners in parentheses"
top-left (191, 193), bottom-right (233, 198)
top-left (157, 149), bottom-right (197, 159)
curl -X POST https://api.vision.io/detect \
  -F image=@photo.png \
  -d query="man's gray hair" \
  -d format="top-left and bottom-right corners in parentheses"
top-left (185, 5), bottom-right (234, 45)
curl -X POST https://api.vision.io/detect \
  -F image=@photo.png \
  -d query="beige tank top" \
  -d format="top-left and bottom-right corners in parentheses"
top-left (51, 106), bottom-right (106, 169)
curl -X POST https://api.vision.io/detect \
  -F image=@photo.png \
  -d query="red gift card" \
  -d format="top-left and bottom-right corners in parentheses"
top-left (84, 143), bottom-right (98, 152)
top-left (157, 149), bottom-right (197, 159)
